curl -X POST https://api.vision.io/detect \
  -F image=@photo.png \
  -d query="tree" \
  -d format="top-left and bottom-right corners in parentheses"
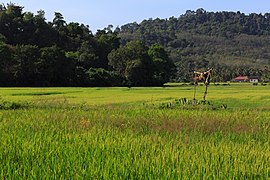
top-left (0, 3), bottom-right (24, 44)
top-left (124, 59), bottom-right (149, 86)
top-left (148, 44), bottom-right (175, 85)
top-left (95, 29), bottom-right (120, 68)
top-left (31, 10), bottom-right (57, 47)
top-left (53, 12), bottom-right (66, 30)
top-left (261, 66), bottom-right (270, 82)
top-left (85, 68), bottom-right (121, 86)
top-left (13, 45), bottom-right (40, 86)
top-left (77, 41), bottom-right (99, 68)
top-left (38, 45), bottom-right (74, 86)
top-left (108, 40), bottom-right (153, 86)
top-left (0, 33), bottom-right (7, 42)
top-left (65, 22), bottom-right (93, 50)
top-left (0, 41), bottom-right (13, 85)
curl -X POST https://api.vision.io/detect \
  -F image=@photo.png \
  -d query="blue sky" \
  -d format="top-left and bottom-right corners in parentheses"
top-left (2, 0), bottom-right (270, 33)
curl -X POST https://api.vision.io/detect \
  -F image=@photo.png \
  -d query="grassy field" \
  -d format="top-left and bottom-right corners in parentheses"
top-left (0, 83), bottom-right (270, 179)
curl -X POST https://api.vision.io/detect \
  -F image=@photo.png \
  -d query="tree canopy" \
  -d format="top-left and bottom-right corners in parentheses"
top-left (0, 3), bottom-right (174, 86)
top-left (118, 9), bottom-right (270, 82)
top-left (1, 3), bottom-right (270, 86)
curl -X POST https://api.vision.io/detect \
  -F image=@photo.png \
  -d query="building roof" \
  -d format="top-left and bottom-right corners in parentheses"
top-left (233, 76), bottom-right (249, 80)
top-left (249, 76), bottom-right (260, 79)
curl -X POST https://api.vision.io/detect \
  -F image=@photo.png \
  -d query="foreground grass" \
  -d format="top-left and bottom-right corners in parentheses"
top-left (0, 84), bottom-right (270, 179)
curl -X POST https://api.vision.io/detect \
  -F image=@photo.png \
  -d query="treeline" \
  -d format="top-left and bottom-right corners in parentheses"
top-left (0, 3), bottom-right (174, 86)
top-left (2, 4), bottom-right (270, 86)
top-left (119, 8), bottom-right (270, 82)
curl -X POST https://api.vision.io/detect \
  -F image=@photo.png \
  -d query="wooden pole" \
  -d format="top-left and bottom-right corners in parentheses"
top-left (193, 83), bottom-right (197, 101)
top-left (203, 85), bottom-right (208, 101)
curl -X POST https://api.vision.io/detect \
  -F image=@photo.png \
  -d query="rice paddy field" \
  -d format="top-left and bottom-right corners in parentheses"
top-left (0, 83), bottom-right (270, 179)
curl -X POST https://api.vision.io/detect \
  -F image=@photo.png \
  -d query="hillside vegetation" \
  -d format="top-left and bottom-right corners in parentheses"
top-left (1, 4), bottom-right (270, 86)
top-left (119, 8), bottom-right (270, 82)
top-left (0, 3), bottom-right (174, 86)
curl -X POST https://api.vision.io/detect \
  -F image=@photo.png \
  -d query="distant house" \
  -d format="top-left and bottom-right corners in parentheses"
top-left (249, 76), bottom-right (260, 83)
top-left (231, 76), bottom-right (249, 82)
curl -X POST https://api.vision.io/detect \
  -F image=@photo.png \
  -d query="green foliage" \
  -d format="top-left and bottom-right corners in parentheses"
top-left (86, 68), bottom-right (121, 86)
top-left (2, 3), bottom-right (270, 86)
top-left (0, 33), bottom-right (7, 42)
top-left (38, 45), bottom-right (74, 86)
top-left (0, 3), bottom-right (175, 86)
top-left (148, 44), bottom-right (175, 84)
top-left (108, 41), bottom-right (175, 86)
top-left (108, 40), bottom-right (152, 86)
top-left (95, 28), bottom-right (120, 68)
top-left (157, 98), bottom-right (228, 110)
top-left (13, 45), bottom-right (40, 85)
top-left (118, 9), bottom-right (270, 82)
top-left (0, 41), bottom-right (13, 85)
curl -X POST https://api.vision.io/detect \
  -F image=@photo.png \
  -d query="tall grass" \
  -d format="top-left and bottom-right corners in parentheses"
top-left (0, 84), bottom-right (270, 178)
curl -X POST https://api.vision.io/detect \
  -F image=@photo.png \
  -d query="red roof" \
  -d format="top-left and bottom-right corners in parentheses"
top-left (233, 76), bottom-right (249, 80)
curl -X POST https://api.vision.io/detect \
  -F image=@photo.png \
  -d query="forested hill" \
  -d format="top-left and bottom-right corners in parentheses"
top-left (1, 4), bottom-right (270, 86)
top-left (118, 9), bottom-right (270, 82)
top-left (0, 3), bottom-right (174, 86)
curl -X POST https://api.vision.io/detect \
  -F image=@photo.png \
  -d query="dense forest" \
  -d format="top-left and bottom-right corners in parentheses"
top-left (1, 4), bottom-right (270, 86)
top-left (119, 8), bottom-right (270, 82)
top-left (0, 3), bottom-right (174, 86)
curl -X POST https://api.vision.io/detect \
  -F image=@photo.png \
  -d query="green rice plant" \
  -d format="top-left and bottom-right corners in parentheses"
top-left (156, 98), bottom-right (228, 110)
top-left (0, 84), bottom-right (270, 179)
top-left (0, 99), bottom-right (29, 110)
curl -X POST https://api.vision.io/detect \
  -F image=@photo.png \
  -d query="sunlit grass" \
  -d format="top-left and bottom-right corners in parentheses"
top-left (1, 83), bottom-right (269, 106)
top-left (0, 83), bottom-right (270, 178)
